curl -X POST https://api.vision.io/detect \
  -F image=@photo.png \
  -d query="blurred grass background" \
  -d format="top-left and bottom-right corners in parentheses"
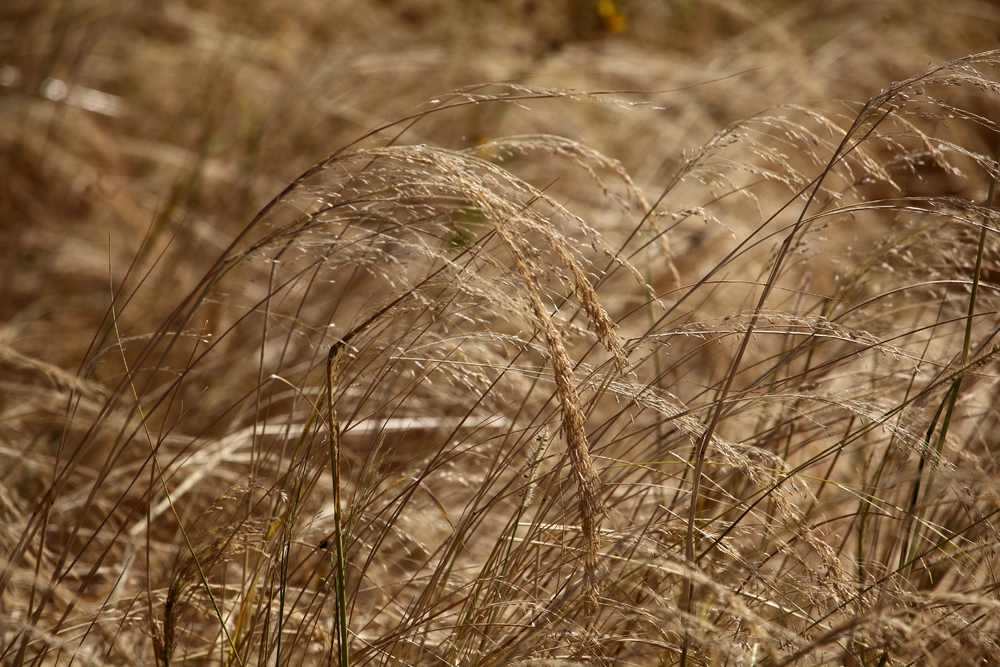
top-left (4, 2), bottom-right (1000, 665)
top-left (4, 0), bottom-right (999, 367)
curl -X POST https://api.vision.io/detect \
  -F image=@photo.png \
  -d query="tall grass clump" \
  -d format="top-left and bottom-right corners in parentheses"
top-left (4, 50), bottom-right (1000, 666)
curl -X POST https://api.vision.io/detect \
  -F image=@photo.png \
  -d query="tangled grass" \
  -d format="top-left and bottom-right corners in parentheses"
top-left (4, 42), bottom-right (1000, 666)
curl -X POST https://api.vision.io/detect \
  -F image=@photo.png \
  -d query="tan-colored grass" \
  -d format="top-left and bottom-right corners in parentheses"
top-left (5, 3), bottom-right (1000, 666)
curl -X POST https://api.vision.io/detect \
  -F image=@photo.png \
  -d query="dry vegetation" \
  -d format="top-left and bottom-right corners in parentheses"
top-left (4, 1), bottom-right (1000, 665)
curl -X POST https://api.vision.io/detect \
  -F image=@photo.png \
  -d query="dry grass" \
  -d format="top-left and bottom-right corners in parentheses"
top-left (4, 2), bottom-right (1000, 666)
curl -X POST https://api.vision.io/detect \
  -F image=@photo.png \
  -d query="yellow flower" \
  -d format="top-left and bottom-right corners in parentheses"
top-left (597, 0), bottom-right (627, 33)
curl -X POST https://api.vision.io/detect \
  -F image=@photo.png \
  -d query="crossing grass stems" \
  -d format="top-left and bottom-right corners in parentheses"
top-left (5, 51), bottom-right (1000, 666)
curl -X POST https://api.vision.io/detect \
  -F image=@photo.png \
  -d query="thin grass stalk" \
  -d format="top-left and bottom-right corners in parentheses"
top-left (884, 138), bottom-right (1000, 665)
top-left (109, 284), bottom-right (244, 667)
top-left (273, 416), bottom-right (321, 667)
top-left (326, 342), bottom-right (350, 667)
top-left (680, 146), bottom-right (824, 667)
top-left (0, 222), bottom-right (158, 630)
top-left (471, 431), bottom-right (549, 664)
top-left (910, 141), bottom-right (1000, 565)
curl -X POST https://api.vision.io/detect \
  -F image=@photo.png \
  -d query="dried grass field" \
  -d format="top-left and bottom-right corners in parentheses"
top-left (4, 1), bottom-right (1000, 665)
